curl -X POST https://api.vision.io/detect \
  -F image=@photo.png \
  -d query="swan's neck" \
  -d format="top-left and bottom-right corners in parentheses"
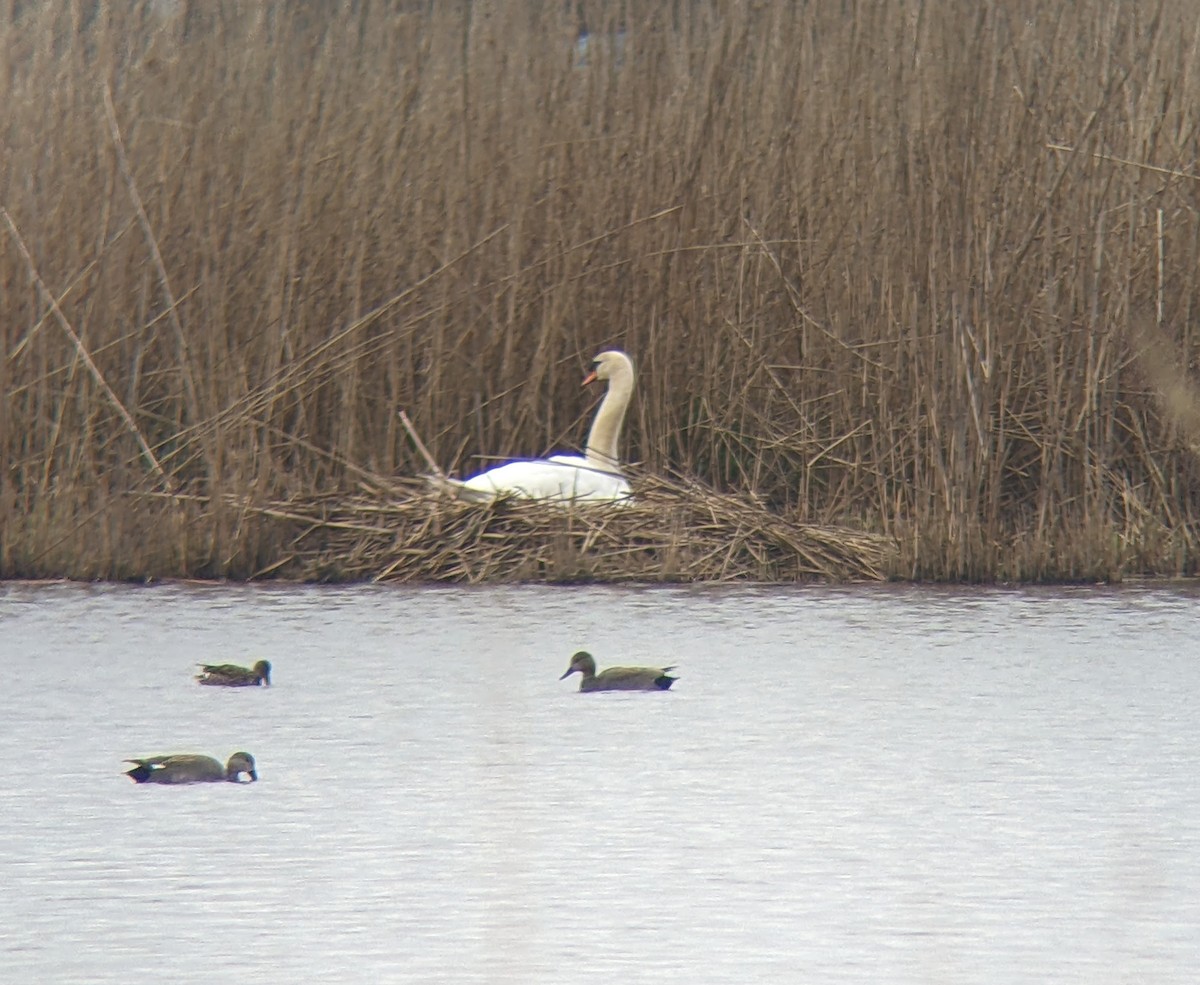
top-left (584, 364), bottom-right (633, 471)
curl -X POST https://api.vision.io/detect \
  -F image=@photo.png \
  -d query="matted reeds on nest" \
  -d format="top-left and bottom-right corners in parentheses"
top-left (261, 473), bottom-right (896, 584)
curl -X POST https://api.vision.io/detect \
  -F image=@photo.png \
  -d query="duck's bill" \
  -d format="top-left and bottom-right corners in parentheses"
top-left (559, 669), bottom-right (574, 680)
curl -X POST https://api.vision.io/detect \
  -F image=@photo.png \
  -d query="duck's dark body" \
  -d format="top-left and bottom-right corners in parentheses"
top-left (125, 752), bottom-right (257, 784)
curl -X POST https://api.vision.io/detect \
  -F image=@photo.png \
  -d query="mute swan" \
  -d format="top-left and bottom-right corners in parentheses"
top-left (196, 659), bottom-right (271, 686)
top-left (559, 650), bottom-right (677, 691)
top-left (441, 351), bottom-right (634, 503)
top-left (124, 752), bottom-right (258, 784)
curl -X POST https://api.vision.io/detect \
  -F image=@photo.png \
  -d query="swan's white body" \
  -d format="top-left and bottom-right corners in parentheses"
top-left (441, 351), bottom-right (634, 504)
top-left (454, 456), bottom-right (631, 502)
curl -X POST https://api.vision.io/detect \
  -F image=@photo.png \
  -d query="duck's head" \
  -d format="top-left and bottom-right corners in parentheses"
top-left (559, 650), bottom-right (597, 680)
top-left (252, 660), bottom-right (272, 686)
top-left (583, 351), bottom-right (633, 386)
top-left (227, 752), bottom-right (258, 782)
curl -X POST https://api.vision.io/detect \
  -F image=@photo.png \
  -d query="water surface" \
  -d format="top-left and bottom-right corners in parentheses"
top-left (2, 581), bottom-right (1198, 983)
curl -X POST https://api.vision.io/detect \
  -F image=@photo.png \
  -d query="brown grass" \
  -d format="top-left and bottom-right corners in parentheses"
top-left (4, 1), bottom-right (1200, 583)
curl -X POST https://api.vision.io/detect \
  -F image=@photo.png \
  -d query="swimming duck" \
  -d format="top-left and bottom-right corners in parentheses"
top-left (196, 659), bottom-right (271, 687)
top-left (559, 650), bottom-right (677, 692)
top-left (124, 752), bottom-right (258, 784)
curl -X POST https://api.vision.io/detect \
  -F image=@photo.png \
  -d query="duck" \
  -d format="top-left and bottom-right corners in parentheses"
top-left (559, 650), bottom-right (677, 692)
top-left (437, 351), bottom-right (635, 503)
top-left (124, 752), bottom-right (258, 784)
top-left (195, 659), bottom-right (271, 687)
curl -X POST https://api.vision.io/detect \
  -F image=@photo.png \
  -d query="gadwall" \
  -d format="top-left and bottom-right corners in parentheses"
top-left (559, 650), bottom-right (677, 692)
top-left (124, 752), bottom-right (258, 784)
top-left (196, 660), bottom-right (271, 687)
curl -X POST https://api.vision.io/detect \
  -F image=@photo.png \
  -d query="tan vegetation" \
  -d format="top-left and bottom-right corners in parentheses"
top-left (4, 0), bottom-right (1200, 583)
top-left (216, 473), bottom-right (896, 583)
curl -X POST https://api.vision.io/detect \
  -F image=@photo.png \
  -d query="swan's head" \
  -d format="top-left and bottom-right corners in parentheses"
top-left (583, 351), bottom-right (633, 386)
top-left (559, 650), bottom-right (598, 679)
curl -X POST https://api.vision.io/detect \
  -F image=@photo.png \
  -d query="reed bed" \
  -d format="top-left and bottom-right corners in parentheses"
top-left (244, 473), bottom-right (896, 583)
top-left (5, 1), bottom-right (1200, 583)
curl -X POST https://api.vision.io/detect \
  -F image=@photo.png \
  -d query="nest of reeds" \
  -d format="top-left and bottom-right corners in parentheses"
top-left (252, 473), bottom-right (896, 583)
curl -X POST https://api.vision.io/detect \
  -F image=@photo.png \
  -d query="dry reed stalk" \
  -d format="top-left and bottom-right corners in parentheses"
top-left (101, 82), bottom-right (202, 434)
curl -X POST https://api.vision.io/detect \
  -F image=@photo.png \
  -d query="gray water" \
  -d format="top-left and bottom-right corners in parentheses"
top-left (2, 581), bottom-right (1198, 984)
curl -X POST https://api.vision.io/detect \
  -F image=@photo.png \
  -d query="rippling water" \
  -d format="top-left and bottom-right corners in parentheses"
top-left (2, 581), bottom-right (1199, 983)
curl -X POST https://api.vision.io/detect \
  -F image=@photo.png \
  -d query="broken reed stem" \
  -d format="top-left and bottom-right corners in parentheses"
top-left (398, 410), bottom-right (444, 478)
top-left (6, 216), bottom-right (138, 362)
top-left (1046, 143), bottom-right (1200, 183)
